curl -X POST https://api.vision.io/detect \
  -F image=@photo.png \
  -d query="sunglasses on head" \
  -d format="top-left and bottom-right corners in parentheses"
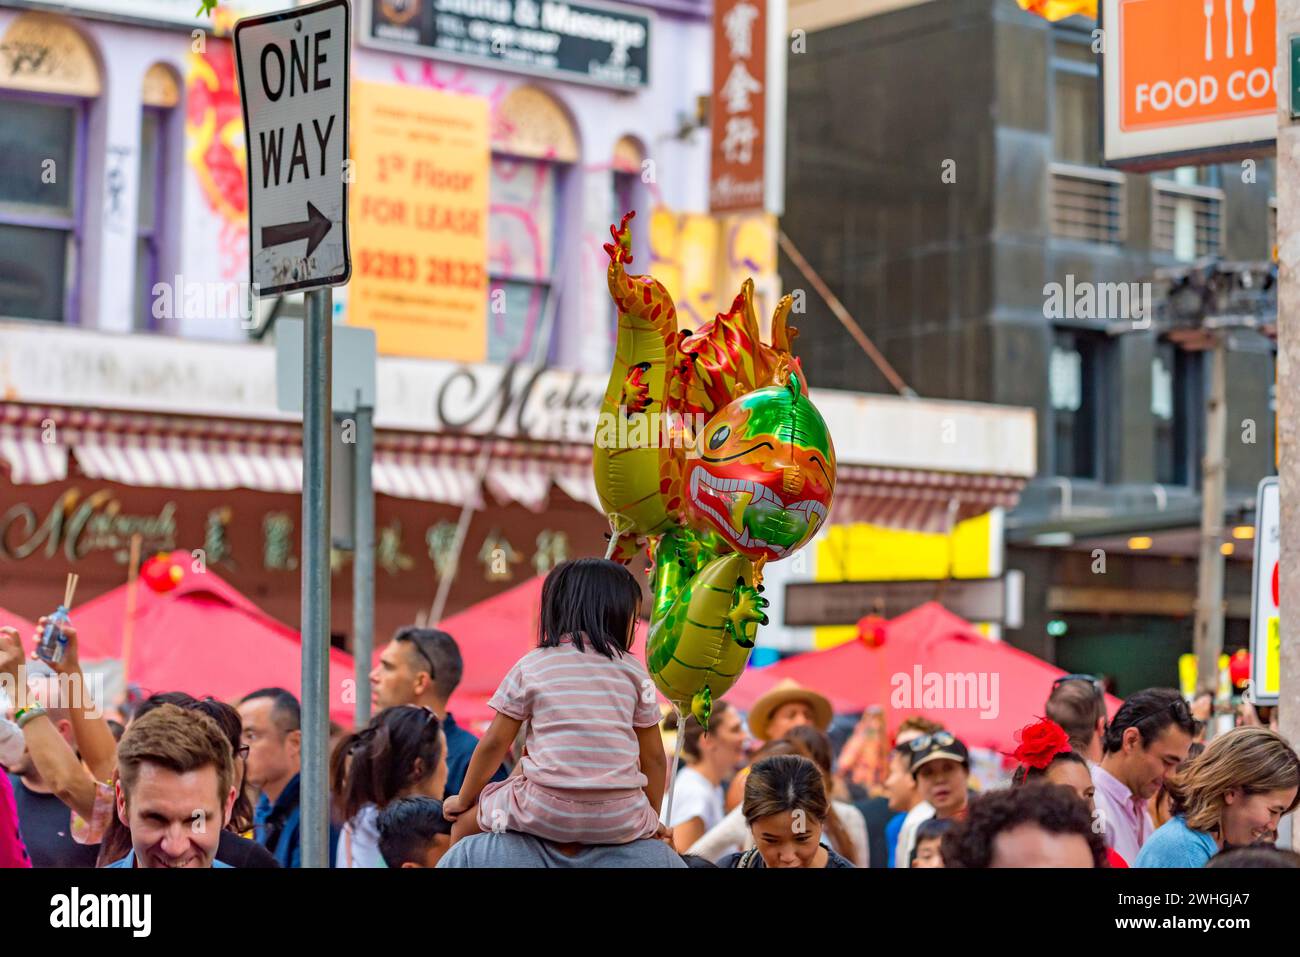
top-left (401, 635), bottom-right (437, 679)
top-left (908, 731), bottom-right (956, 753)
top-left (1052, 673), bottom-right (1105, 697)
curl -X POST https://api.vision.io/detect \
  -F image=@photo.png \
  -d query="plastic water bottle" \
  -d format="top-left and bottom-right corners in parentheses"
top-left (36, 606), bottom-right (69, 664)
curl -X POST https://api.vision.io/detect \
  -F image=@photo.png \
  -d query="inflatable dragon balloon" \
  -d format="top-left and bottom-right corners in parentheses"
top-left (593, 212), bottom-right (837, 725)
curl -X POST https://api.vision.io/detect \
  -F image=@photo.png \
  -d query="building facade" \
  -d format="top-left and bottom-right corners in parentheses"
top-left (779, 0), bottom-right (1277, 691)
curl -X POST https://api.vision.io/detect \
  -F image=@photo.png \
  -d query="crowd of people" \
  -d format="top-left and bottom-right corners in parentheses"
top-left (2, 556), bottom-right (1299, 869)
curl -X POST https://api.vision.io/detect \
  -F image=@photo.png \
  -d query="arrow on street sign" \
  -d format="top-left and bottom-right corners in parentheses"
top-left (262, 202), bottom-right (333, 257)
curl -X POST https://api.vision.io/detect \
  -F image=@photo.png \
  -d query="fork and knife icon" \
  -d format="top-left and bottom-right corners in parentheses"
top-left (1205, 0), bottom-right (1257, 62)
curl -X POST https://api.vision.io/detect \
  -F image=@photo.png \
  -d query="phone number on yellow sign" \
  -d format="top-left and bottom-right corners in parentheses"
top-left (357, 251), bottom-right (485, 289)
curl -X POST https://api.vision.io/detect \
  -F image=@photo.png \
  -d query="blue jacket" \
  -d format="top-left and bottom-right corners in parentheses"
top-left (253, 773), bottom-right (340, 868)
top-left (1134, 815), bottom-right (1219, 868)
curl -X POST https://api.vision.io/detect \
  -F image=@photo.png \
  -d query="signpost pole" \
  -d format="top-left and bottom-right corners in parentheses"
top-left (353, 400), bottom-right (374, 728)
top-left (300, 287), bottom-right (332, 869)
top-left (1276, 0), bottom-right (1300, 852)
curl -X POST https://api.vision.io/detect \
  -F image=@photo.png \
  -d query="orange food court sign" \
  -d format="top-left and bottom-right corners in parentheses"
top-left (1103, 0), bottom-right (1277, 169)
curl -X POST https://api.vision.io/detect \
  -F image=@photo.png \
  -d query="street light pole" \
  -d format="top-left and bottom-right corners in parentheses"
top-left (1194, 334), bottom-right (1227, 703)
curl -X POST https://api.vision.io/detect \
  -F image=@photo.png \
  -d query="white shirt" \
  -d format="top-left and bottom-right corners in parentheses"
top-left (336, 804), bottom-right (386, 868)
top-left (894, 800), bottom-right (935, 868)
top-left (664, 766), bottom-right (724, 831)
top-left (687, 799), bottom-right (870, 867)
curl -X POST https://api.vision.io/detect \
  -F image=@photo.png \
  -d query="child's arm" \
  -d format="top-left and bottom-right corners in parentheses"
top-left (636, 723), bottom-right (667, 815)
top-left (447, 712), bottom-right (522, 813)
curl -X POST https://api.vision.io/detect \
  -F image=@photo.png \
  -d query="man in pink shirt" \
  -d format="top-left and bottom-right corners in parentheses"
top-left (1091, 688), bottom-right (1196, 865)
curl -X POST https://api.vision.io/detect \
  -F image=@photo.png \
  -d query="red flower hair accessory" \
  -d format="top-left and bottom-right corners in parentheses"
top-left (1010, 717), bottom-right (1071, 770)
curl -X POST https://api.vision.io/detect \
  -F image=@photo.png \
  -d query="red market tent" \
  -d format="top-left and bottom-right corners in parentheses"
top-left (0, 605), bottom-right (35, 636)
top-left (727, 602), bottom-right (1122, 754)
top-left (71, 552), bottom-right (356, 723)
top-left (419, 575), bottom-right (649, 728)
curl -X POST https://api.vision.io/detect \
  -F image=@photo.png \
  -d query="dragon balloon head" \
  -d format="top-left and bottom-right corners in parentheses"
top-left (683, 372), bottom-right (836, 562)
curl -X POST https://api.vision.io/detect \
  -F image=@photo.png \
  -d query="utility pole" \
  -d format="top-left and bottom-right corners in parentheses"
top-left (1275, 0), bottom-right (1300, 852)
top-left (1194, 335), bottom-right (1227, 698)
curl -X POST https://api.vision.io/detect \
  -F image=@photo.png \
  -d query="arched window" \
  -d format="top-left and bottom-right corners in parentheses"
top-left (0, 13), bottom-right (100, 324)
top-left (487, 86), bottom-right (579, 364)
top-left (136, 63), bottom-right (181, 330)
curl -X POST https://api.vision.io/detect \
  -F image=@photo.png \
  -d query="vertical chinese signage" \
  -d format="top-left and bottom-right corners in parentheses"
top-left (348, 80), bottom-right (489, 359)
top-left (709, 0), bottom-right (766, 212)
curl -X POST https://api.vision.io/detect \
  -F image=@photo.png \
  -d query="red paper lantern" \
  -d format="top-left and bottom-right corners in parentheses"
top-left (141, 554), bottom-right (184, 593)
top-left (856, 615), bottom-right (887, 648)
top-left (1229, 649), bottom-right (1251, 688)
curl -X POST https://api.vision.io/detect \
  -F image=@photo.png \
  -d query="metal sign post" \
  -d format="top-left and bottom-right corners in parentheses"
top-left (237, 0), bottom-right (352, 869)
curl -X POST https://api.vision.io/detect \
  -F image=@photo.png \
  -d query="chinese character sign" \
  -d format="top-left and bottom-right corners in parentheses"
top-left (710, 0), bottom-right (766, 212)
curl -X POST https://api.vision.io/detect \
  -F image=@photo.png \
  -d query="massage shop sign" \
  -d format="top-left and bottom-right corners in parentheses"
top-left (362, 0), bottom-right (651, 89)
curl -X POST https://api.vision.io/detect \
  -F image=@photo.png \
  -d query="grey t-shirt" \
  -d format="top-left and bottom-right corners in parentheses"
top-left (437, 832), bottom-right (688, 869)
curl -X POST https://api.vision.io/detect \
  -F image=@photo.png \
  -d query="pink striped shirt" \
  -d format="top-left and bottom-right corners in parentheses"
top-left (489, 637), bottom-right (662, 792)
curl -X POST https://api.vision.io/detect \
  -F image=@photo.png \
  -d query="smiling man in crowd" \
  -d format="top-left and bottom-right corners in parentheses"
top-left (1091, 688), bottom-right (1196, 866)
top-left (107, 703), bottom-right (235, 868)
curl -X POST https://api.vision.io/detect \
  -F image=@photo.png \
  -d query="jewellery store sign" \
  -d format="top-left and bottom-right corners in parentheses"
top-left (362, 0), bottom-right (651, 89)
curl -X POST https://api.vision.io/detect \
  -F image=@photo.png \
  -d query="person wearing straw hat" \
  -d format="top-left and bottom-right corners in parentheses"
top-left (746, 680), bottom-right (833, 742)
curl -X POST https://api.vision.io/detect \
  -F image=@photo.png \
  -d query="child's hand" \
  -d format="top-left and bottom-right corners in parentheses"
top-left (442, 793), bottom-right (468, 821)
top-left (653, 823), bottom-right (674, 846)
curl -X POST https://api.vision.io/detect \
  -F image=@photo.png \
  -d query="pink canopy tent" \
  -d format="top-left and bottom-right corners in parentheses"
top-left (727, 602), bottom-right (1121, 754)
top-left (0, 605), bottom-right (35, 637)
top-left (70, 552), bottom-right (356, 723)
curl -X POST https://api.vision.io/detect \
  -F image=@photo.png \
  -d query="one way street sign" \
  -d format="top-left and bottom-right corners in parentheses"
top-left (235, 0), bottom-right (351, 297)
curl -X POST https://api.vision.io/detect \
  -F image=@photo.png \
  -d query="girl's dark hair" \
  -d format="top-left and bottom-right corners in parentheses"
top-left (741, 754), bottom-right (829, 826)
top-left (97, 691), bottom-right (254, 865)
top-left (681, 700), bottom-right (732, 762)
top-left (330, 706), bottom-right (445, 822)
top-left (1010, 748), bottom-right (1089, 787)
top-left (782, 725), bottom-right (860, 865)
top-left (538, 558), bottom-right (642, 659)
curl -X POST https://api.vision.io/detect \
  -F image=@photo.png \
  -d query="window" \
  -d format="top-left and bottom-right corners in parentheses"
top-left (0, 95), bottom-right (81, 322)
top-left (1051, 329), bottom-right (1107, 479)
top-left (1152, 166), bottom-right (1223, 261)
top-left (135, 108), bottom-right (166, 330)
top-left (1154, 342), bottom-right (1204, 488)
top-left (1050, 34), bottom-right (1125, 244)
top-left (486, 155), bottom-right (560, 364)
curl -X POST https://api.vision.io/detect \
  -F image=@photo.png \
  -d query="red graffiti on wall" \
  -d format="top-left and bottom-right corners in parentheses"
top-left (186, 20), bottom-right (248, 280)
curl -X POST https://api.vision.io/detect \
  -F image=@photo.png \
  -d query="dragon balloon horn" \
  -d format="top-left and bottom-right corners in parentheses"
top-left (594, 212), bottom-right (837, 726)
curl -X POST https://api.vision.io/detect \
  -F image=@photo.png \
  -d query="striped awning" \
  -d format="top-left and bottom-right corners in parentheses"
top-left (0, 404), bottom-right (1027, 530)
top-left (830, 465), bottom-right (1026, 533)
top-left (0, 416), bottom-right (67, 485)
top-left (0, 404), bottom-right (594, 512)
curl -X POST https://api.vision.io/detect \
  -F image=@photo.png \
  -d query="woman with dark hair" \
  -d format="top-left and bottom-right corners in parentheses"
top-left (719, 755), bottom-right (856, 868)
top-left (94, 691), bottom-right (278, 867)
top-left (722, 754), bottom-right (852, 868)
top-left (443, 559), bottom-right (670, 849)
top-left (1135, 726), bottom-right (1300, 868)
top-left (331, 704), bottom-right (447, 867)
top-left (1009, 717), bottom-right (1126, 867)
top-left (781, 725), bottom-right (866, 865)
top-left (686, 737), bottom-right (810, 861)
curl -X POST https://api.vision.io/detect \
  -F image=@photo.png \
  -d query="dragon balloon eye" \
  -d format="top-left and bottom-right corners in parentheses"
top-left (708, 426), bottom-right (730, 450)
